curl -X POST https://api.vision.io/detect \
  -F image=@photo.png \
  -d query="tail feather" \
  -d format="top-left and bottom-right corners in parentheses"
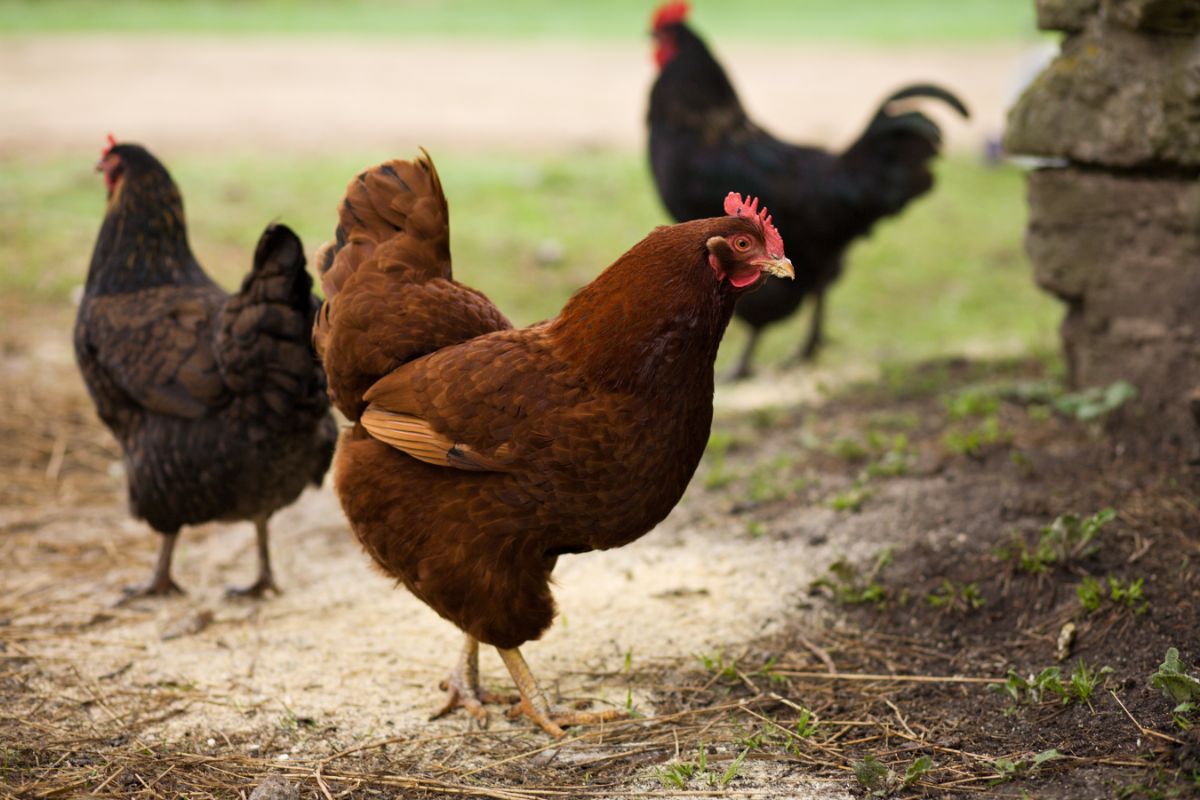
top-left (835, 83), bottom-right (968, 222)
top-left (313, 150), bottom-right (511, 421)
top-left (318, 150), bottom-right (451, 303)
top-left (217, 223), bottom-right (329, 426)
top-left (876, 84), bottom-right (971, 121)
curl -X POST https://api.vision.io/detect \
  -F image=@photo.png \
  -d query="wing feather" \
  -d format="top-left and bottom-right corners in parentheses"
top-left (360, 406), bottom-right (509, 473)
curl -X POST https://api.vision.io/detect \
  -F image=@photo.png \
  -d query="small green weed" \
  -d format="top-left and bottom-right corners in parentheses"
top-left (942, 415), bottom-right (1010, 456)
top-left (810, 550), bottom-right (892, 606)
top-left (993, 662), bottom-right (1111, 711)
top-left (1150, 648), bottom-right (1200, 729)
top-left (828, 484), bottom-right (873, 512)
top-left (991, 749), bottom-right (1061, 784)
top-left (656, 743), bottom-right (749, 790)
top-left (829, 437), bottom-right (870, 462)
top-left (854, 755), bottom-right (891, 795)
top-left (695, 650), bottom-right (739, 682)
top-left (747, 455), bottom-right (807, 503)
top-left (853, 754), bottom-right (936, 797)
top-left (828, 431), bottom-right (912, 479)
top-left (1077, 576), bottom-right (1103, 613)
top-left (1068, 659), bottom-right (1113, 705)
top-left (945, 386), bottom-right (1001, 419)
top-left (1077, 575), bottom-right (1149, 615)
top-left (1000, 508), bottom-right (1115, 574)
top-left (927, 579), bottom-right (985, 612)
top-left (657, 759), bottom-right (697, 789)
top-left (794, 705), bottom-right (819, 738)
top-left (1054, 380), bottom-right (1137, 421)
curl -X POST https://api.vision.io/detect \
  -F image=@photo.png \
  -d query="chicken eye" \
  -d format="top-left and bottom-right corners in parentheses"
top-left (733, 236), bottom-right (752, 251)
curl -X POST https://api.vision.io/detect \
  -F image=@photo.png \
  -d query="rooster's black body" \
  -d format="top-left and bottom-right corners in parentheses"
top-left (647, 4), bottom-right (969, 377)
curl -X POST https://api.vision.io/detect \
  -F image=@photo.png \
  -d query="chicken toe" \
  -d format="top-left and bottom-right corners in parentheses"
top-left (432, 636), bottom-right (517, 726)
top-left (497, 646), bottom-right (627, 738)
top-left (224, 574), bottom-right (280, 599)
top-left (117, 531), bottom-right (184, 603)
top-left (226, 517), bottom-right (281, 599)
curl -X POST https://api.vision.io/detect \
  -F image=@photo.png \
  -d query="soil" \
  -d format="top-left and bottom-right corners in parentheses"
top-left (2, 308), bottom-right (1198, 799)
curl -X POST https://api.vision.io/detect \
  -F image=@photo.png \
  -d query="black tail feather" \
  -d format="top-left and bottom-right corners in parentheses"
top-left (876, 83), bottom-right (971, 120)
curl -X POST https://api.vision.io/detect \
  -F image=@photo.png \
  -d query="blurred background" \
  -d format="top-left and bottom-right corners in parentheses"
top-left (0, 0), bottom-right (1055, 375)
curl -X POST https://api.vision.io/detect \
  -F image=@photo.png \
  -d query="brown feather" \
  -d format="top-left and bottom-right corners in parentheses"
top-left (321, 150), bottom-right (777, 650)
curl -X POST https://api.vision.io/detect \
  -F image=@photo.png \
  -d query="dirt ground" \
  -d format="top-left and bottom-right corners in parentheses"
top-left (4, 33), bottom-right (1199, 800)
top-left (3, 308), bottom-right (1198, 799)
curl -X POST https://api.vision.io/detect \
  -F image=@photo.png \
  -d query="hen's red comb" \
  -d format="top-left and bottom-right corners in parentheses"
top-left (724, 192), bottom-right (785, 258)
top-left (101, 133), bottom-right (117, 157)
top-left (652, 1), bottom-right (690, 31)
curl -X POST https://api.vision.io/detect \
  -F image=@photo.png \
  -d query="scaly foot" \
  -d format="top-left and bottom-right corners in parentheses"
top-left (224, 573), bottom-right (280, 599)
top-left (497, 645), bottom-right (627, 738)
top-left (432, 671), bottom-right (517, 726)
top-left (506, 698), bottom-right (627, 738)
top-left (431, 635), bottom-right (517, 726)
top-left (116, 574), bottom-right (184, 605)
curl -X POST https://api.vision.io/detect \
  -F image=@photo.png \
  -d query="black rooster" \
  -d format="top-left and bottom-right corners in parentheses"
top-left (75, 139), bottom-right (337, 599)
top-left (647, 2), bottom-right (969, 378)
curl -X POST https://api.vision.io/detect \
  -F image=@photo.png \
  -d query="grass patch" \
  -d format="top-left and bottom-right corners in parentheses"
top-left (1, 151), bottom-right (1054, 374)
top-left (0, 0), bottom-right (1038, 43)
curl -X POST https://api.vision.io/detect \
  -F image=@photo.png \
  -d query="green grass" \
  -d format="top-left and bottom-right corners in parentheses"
top-left (0, 0), bottom-right (1036, 43)
top-left (0, 148), bottom-right (1056, 372)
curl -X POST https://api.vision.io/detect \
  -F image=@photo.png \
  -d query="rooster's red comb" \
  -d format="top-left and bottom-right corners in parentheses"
top-left (101, 133), bottom-right (117, 157)
top-left (724, 193), bottom-right (785, 258)
top-left (652, 1), bottom-right (690, 31)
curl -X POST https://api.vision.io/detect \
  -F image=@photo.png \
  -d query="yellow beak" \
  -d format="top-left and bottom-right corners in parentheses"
top-left (756, 256), bottom-right (795, 280)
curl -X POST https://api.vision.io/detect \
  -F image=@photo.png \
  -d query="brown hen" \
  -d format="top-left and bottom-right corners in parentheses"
top-left (314, 150), bottom-right (792, 736)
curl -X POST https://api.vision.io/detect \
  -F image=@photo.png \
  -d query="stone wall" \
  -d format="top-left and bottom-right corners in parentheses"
top-left (1005, 0), bottom-right (1200, 456)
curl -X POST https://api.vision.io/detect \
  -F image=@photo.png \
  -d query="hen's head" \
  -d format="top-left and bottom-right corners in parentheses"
top-left (705, 193), bottom-right (792, 291)
top-left (650, 1), bottom-right (690, 68)
top-left (96, 136), bottom-right (169, 201)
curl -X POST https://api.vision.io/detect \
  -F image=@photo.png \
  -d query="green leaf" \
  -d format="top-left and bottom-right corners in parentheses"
top-left (721, 747), bottom-right (749, 787)
top-left (854, 755), bottom-right (890, 791)
top-left (903, 755), bottom-right (934, 786)
top-left (1151, 648), bottom-right (1200, 705)
top-left (1032, 749), bottom-right (1061, 768)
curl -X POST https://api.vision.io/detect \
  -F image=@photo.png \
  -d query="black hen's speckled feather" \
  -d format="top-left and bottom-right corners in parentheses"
top-left (75, 144), bottom-right (336, 535)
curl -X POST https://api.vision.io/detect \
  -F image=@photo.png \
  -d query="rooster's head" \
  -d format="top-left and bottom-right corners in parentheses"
top-left (650, 1), bottom-right (691, 68)
top-left (96, 133), bottom-right (126, 199)
top-left (705, 193), bottom-right (792, 290)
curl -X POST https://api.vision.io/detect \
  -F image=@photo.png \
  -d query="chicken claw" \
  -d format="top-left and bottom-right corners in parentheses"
top-left (224, 574), bottom-right (280, 599)
top-left (225, 517), bottom-right (280, 599)
top-left (116, 531), bottom-right (184, 604)
top-left (431, 636), bottom-right (517, 726)
top-left (498, 647), bottom-right (627, 738)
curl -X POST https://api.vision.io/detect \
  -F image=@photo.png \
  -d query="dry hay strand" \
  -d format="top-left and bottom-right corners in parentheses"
top-left (0, 363), bottom-right (121, 510)
top-left (0, 624), bottom-right (1171, 799)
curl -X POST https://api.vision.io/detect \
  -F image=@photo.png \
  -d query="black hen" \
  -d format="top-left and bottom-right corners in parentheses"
top-left (647, 2), bottom-right (969, 378)
top-left (75, 139), bottom-right (337, 599)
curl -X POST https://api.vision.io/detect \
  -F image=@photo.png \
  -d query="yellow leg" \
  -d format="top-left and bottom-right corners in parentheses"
top-left (432, 634), bottom-right (516, 726)
top-left (497, 646), bottom-right (627, 738)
